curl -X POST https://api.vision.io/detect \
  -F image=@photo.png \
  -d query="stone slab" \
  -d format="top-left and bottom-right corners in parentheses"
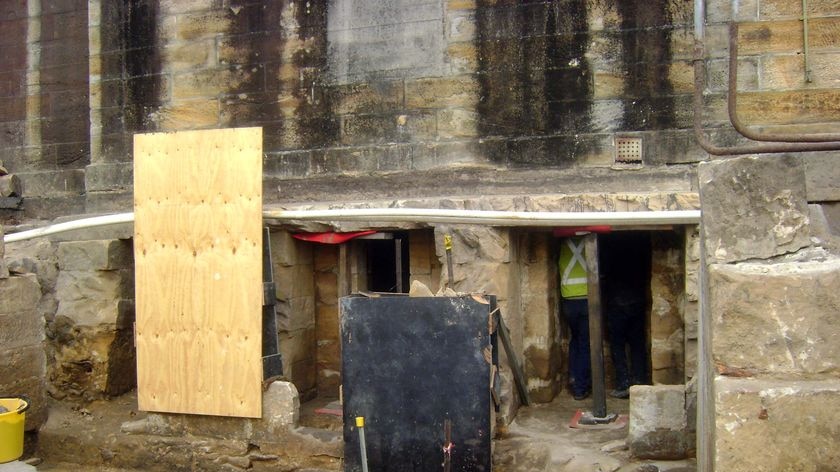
top-left (0, 461), bottom-right (36, 472)
top-left (710, 257), bottom-right (840, 376)
top-left (698, 155), bottom-right (810, 264)
top-left (628, 385), bottom-right (690, 460)
top-left (715, 377), bottom-right (840, 472)
top-left (57, 239), bottom-right (133, 270)
top-left (0, 274), bottom-right (40, 314)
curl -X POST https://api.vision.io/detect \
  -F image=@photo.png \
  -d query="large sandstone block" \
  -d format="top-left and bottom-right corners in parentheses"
top-left (715, 377), bottom-right (840, 472)
top-left (0, 274), bottom-right (41, 314)
top-left (55, 269), bottom-right (134, 301)
top-left (0, 309), bottom-right (42, 349)
top-left (0, 345), bottom-right (46, 431)
top-left (55, 297), bottom-right (134, 327)
top-left (710, 257), bottom-right (840, 376)
top-left (698, 155), bottom-right (810, 264)
top-left (48, 318), bottom-right (136, 400)
top-left (58, 239), bottom-right (132, 270)
top-left (628, 384), bottom-right (691, 460)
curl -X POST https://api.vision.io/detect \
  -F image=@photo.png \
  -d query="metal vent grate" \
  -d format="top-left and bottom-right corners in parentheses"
top-left (615, 136), bottom-right (643, 164)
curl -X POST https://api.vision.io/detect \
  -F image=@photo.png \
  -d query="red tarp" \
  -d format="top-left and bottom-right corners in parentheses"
top-left (292, 230), bottom-right (377, 244)
top-left (552, 226), bottom-right (612, 237)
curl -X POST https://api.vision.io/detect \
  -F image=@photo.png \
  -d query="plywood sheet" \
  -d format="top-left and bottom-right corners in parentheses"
top-left (134, 127), bottom-right (263, 418)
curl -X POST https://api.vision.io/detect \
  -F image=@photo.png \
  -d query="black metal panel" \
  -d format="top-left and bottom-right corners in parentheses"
top-left (341, 295), bottom-right (492, 472)
top-left (262, 228), bottom-right (283, 379)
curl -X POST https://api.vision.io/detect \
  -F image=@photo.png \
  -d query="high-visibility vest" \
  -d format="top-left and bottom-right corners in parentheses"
top-left (558, 237), bottom-right (587, 299)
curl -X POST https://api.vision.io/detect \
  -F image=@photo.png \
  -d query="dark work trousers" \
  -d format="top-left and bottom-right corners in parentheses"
top-left (606, 301), bottom-right (647, 390)
top-left (561, 298), bottom-right (590, 396)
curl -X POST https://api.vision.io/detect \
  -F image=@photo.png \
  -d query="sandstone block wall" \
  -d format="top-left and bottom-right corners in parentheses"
top-left (650, 231), bottom-right (685, 384)
top-left (0, 273), bottom-right (46, 430)
top-left (314, 244), bottom-right (341, 396)
top-left (271, 230), bottom-right (317, 400)
top-left (50, 239), bottom-right (135, 401)
top-left (700, 154), bottom-right (840, 471)
top-left (0, 0), bottom-right (90, 220)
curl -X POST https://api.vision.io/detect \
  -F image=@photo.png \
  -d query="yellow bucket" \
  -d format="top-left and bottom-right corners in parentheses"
top-left (0, 396), bottom-right (29, 463)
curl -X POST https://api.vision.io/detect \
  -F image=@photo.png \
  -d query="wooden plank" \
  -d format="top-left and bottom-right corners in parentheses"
top-left (134, 127), bottom-right (263, 418)
top-left (491, 298), bottom-right (530, 407)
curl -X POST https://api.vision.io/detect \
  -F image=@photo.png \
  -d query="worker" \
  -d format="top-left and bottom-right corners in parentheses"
top-left (558, 236), bottom-right (590, 400)
top-left (601, 232), bottom-right (649, 399)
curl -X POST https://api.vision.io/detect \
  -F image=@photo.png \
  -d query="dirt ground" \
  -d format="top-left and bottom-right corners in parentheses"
top-left (29, 390), bottom-right (695, 472)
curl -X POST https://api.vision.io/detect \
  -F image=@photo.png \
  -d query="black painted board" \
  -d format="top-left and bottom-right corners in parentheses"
top-left (340, 295), bottom-right (492, 472)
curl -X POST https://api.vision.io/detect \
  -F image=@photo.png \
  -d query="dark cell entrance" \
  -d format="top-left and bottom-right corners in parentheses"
top-left (340, 295), bottom-right (492, 472)
top-left (364, 232), bottom-right (410, 293)
top-left (598, 231), bottom-right (653, 388)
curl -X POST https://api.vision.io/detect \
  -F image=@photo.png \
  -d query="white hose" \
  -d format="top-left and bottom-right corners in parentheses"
top-left (4, 208), bottom-right (701, 243)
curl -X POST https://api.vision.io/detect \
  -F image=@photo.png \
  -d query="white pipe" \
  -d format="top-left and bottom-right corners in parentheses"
top-left (4, 208), bottom-right (701, 243)
top-left (263, 208), bottom-right (701, 226)
top-left (695, 0), bottom-right (705, 40)
top-left (5, 213), bottom-right (135, 243)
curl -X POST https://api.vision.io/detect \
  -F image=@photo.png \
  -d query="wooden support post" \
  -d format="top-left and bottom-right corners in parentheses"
top-left (584, 233), bottom-right (607, 418)
top-left (395, 238), bottom-right (404, 293)
top-left (339, 242), bottom-right (351, 297)
top-left (491, 298), bottom-right (530, 406)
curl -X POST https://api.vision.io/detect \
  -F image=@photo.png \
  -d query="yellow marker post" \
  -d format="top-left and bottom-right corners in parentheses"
top-left (356, 416), bottom-right (369, 472)
top-left (444, 234), bottom-right (454, 287)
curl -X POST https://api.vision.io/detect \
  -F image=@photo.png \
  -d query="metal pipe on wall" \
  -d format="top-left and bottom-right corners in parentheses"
top-left (692, 1), bottom-right (840, 155)
top-left (693, 44), bottom-right (840, 155)
top-left (727, 23), bottom-right (840, 142)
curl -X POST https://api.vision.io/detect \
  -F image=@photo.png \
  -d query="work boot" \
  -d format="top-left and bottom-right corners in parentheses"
top-left (609, 388), bottom-right (629, 399)
top-left (573, 389), bottom-right (590, 401)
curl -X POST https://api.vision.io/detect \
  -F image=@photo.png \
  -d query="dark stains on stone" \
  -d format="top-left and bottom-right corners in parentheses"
top-left (543, 1), bottom-right (594, 136)
top-left (615, 0), bottom-right (676, 131)
top-left (39, 2), bottom-right (91, 168)
top-left (122, 0), bottom-right (163, 132)
top-left (98, 0), bottom-right (162, 162)
top-left (475, 0), bottom-right (594, 167)
top-left (225, 1), bottom-right (285, 132)
top-left (292, 0), bottom-right (338, 150)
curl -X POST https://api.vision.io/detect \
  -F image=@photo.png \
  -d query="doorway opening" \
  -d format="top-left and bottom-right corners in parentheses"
top-left (363, 232), bottom-right (410, 293)
top-left (513, 227), bottom-right (691, 406)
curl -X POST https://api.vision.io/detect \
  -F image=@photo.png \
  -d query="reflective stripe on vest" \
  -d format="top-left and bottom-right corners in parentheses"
top-left (559, 237), bottom-right (587, 299)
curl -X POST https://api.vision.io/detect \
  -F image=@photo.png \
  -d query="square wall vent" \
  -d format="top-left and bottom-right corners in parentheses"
top-left (615, 136), bottom-right (643, 164)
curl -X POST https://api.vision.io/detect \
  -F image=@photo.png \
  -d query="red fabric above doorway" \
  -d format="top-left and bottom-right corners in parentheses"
top-left (292, 230), bottom-right (377, 244)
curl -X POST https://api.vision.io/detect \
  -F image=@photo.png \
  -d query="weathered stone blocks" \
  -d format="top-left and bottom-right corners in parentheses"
top-left (710, 257), bottom-right (840, 376)
top-left (628, 384), bottom-right (692, 460)
top-left (50, 239), bottom-right (136, 400)
top-left (0, 273), bottom-right (46, 431)
top-left (715, 378), bottom-right (840, 472)
top-left (57, 239), bottom-right (132, 271)
top-left (698, 155), bottom-right (810, 264)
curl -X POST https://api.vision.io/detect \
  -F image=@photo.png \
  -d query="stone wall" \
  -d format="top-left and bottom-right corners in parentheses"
top-left (650, 231), bottom-right (685, 384)
top-left (1, 1), bottom-right (91, 221)
top-left (7, 0), bottom-right (812, 218)
top-left (271, 230), bottom-right (317, 400)
top-left (408, 230), bottom-right (441, 291)
top-left (516, 232), bottom-right (560, 403)
top-left (314, 244), bottom-right (341, 396)
top-left (50, 239), bottom-right (135, 401)
top-left (700, 154), bottom-right (840, 471)
top-left (0, 261), bottom-right (46, 430)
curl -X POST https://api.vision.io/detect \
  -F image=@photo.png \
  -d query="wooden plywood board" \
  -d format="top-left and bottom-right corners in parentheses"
top-left (134, 127), bottom-right (263, 418)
